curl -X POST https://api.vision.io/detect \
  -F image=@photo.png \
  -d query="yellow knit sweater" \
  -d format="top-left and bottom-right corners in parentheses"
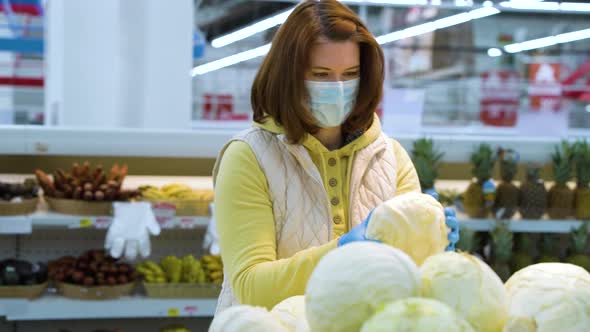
top-left (214, 116), bottom-right (420, 309)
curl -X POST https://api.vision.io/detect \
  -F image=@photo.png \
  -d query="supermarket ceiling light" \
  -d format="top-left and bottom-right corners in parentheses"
top-left (340, 0), bottom-right (429, 5)
top-left (211, 8), bottom-right (294, 48)
top-left (503, 28), bottom-right (590, 53)
top-left (487, 47), bottom-right (503, 57)
top-left (376, 6), bottom-right (500, 45)
top-left (560, 2), bottom-right (590, 11)
top-left (499, 1), bottom-right (590, 12)
top-left (191, 43), bottom-right (271, 76)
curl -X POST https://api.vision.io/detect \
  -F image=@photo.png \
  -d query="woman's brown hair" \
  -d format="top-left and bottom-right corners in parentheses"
top-left (251, 0), bottom-right (384, 143)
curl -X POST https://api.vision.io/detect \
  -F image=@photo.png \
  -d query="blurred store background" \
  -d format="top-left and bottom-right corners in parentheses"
top-left (0, 1), bottom-right (589, 331)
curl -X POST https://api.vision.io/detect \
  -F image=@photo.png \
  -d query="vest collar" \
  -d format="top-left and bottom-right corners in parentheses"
top-left (253, 114), bottom-right (383, 155)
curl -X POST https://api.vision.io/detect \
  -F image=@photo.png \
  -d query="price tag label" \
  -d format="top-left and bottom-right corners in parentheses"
top-left (184, 305), bottom-right (198, 315)
top-left (153, 202), bottom-right (177, 229)
top-left (79, 218), bottom-right (93, 228)
top-left (167, 308), bottom-right (180, 317)
top-left (179, 217), bottom-right (196, 229)
top-left (94, 217), bottom-right (112, 229)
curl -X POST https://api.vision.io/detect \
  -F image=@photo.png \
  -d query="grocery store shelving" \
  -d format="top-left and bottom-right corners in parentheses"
top-left (0, 296), bottom-right (217, 320)
top-left (460, 219), bottom-right (588, 233)
top-left (0, 212), bottom-right (209, 233)
top-left (1, 212), bottom-right (586, 234)
top-left (0, 124), bottom-right (580, 162)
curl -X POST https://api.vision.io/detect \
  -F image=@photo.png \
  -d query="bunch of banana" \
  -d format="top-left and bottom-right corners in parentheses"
top-left (136, 261), bottom-right (166, 283)
top-left (201, 254), bottom-right (223, 284)
top-left (140, 183), bottom-right (214, 201)
top-left (181, 255), bottom-right (207, 283)
top-left (140, 185), bottom-right (168, 200)
top-left (161, 183), bottom-right (194, 199)
top-left (160, 256), bottom-right (182, 283)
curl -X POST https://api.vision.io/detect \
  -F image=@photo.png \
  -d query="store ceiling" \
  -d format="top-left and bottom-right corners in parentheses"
top-left (196, 0), bottom-right (292, 42)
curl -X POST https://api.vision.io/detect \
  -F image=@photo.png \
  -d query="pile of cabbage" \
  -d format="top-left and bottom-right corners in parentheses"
top-left (209, 193), bottom-right (590, 332)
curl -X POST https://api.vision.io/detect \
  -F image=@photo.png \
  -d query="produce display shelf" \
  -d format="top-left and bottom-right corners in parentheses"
top-left (0, 124), bottom-right (574, 162)
top-left (0, 212), bottom-right (209, 233)
top-left (0, 296), bottom-right (217, 320)
top-left (460, 219), bottom-right (587, 233)
top-left (1, 213), bottom-right (586, 234)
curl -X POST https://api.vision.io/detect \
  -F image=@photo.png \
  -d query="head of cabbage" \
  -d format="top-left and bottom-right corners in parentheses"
top-left (305, 242), bottom-right (422, 332)
top-left (271, 296), bottom-right (306, 332)
top-left (366, 192), bottom-right (448, 265)
top-left (209, 305), bottom-right (288, 332)
top-left (361, 297), bottom-right (475, 332)
top-left (420, 252), bottom-right (508, 332)
top-left (503, 263), bottom-right (590, 332)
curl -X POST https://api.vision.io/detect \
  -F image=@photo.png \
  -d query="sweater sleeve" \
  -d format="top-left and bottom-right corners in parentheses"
top-left (214, 141), bottom-right (338, 310)
top-left (391, 139), bottom-right (422, 195)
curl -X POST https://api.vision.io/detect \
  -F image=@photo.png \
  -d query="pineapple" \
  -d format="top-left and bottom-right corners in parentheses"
top-left (519, 164), bottom-right (548, 219)
top-left (566, 222), bottom-right (590, 272)
top-left (511, 234), bottom-right (534, 272)
top-left (438, 189), bottom-right (460, 207)
top-left (411, 138), bottom-right (444, 195)
top-left (490, 221), bottom-right (513, 281)
top-left (548, 142), bottom-right (574, 219)
top-left (538, 234), bottom-right (560, 263)
top-left (494, 148), bottom-right (520, 219)
top-left (456, 228), bottom-right (477, 252)
top-left (573, 140), bottom-right (590, 220)
top-left (464, 144), bottom-right (496, 218)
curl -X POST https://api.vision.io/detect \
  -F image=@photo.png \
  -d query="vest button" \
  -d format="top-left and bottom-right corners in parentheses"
top-left (331, 197), bottom-right (340, 206)
top-left (329, 178), bottom-right (337, 187)
top-left (328, 158), bottom-right (337, 166)
top-left (333, 216), bottom-right (343, 224)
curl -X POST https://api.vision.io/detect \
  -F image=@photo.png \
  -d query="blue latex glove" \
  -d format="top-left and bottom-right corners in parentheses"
top-left (445, 207), bottom-right (460, 251)
top-left (423, 190), bottom-right (460, 252)
top-left (423, 188), bottom-right (439, 202)
top-left (338, 210), bottom-right (379, 247)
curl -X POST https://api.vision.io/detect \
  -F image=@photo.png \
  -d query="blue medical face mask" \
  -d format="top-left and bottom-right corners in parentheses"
top-left (305, 78), bottom-right (360, 128)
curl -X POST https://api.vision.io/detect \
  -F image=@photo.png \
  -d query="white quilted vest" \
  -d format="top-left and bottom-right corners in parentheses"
top-left (212, 127), bottom-right (398, 314)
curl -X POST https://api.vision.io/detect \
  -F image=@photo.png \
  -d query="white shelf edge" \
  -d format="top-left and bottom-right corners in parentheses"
top-left (0, 213), bottom-right (586, 233)
top-left (0, 296), bottom-right (217, 320)
top-left (0, 124), bottom-right (587, 161)
top-left (461, 219), bottom-right (587, 233)
top-left (0, 212), bottom-right (209, 230)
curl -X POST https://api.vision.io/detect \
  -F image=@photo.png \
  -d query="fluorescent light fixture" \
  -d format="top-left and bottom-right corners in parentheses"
top-left (499, 1), bottom-right (590, 12)
top-left (560, 2), bottom-right (590, 12)
top-left (499, 1), bottom-right (560, 10)
top-left (455, 0), bottom-right (473, 7)
top-left (503, 28), bottom-right (590, 53)
top-left (556, 28), bottom-right (590, 43)
top-left (432, 12), bottom-right (472, 29)
top-left (341, 0), bottom-right (429, 5)
top-left (468, 6), bottom-right (502, 19)
top-left (192, 43), bottom-right (271, 76)
top-left (376, 6), bottom-right (500, 45)
top-left (482, 0), bottom-right (494, 7)
top-left (487, 47), bottom-right (503, 57)
top-left (211, 8), bottom-right (294, 48)
top-left (505, 36), bottom-right (557, 53)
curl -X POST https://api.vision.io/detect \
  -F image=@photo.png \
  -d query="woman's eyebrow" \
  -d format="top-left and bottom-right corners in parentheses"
top-left (311, 65), bottom-right (360, 71)
top-left (345, 65), bottom-right (360, 71)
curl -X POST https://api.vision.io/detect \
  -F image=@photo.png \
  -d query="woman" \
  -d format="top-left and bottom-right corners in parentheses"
top-left (213, 0), bottom-right (457, 313)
